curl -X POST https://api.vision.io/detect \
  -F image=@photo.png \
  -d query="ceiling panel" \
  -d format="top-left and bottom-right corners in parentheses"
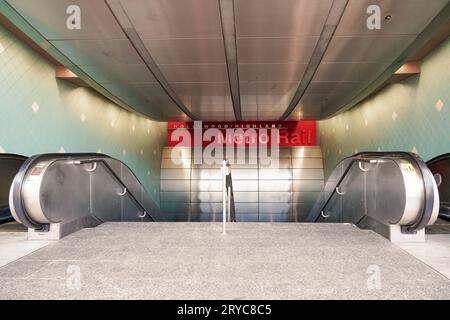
top-left (239, 63), bottom-right (307, 82)
top-left (256, 82), bottom-right (298, 105)
top-left (6, 0), bottom-right (126, 40)
top-left (335, 0), bottom-right (449, 36)
top-left (144, 39), bottom-right (226, 65)
top-left (119, 0), bottom-right (223, 39)
top-left (81, 64), bottom-right (158, 84)
top-left (235, 0), bottom-right (333, 37)
top-left (159, 64), bottom-right (228, 83)
top-left (237, 37), bottom-right (318, 64)
top-left (171, 83), bottom-right (231, 109)
top-left (322, 36), bottom-right (417, 63)
top-left (314, 62), bottom-right (388, 82)
top-left (51, 40), bottom-right (143, 66)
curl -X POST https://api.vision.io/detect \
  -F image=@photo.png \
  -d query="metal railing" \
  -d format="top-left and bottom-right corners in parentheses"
top-left (73, 158), bottom-right (155, 222)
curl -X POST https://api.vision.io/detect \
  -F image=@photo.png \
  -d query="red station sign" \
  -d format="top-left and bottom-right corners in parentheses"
top-left (167, 121), bottom-right (317, 147)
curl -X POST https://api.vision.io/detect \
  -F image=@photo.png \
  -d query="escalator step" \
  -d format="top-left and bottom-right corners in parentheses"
top-left (0, 221), bottom-right (27, 232)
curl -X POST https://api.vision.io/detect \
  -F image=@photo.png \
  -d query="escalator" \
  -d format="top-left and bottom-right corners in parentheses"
top-left (0, 154), bottom-right (27, 230)
top-left (9, 153), bottom-right (161, 233)
top-left (307, 152), bottom-right (439, 237)
top-left (426, 153), bottom-right (450, 234)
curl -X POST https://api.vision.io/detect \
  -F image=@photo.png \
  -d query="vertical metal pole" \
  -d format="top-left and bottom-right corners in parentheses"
top-left (227, 186), bottom-right (231, 222)
top-left (222, 160), bottom-right (227, 235)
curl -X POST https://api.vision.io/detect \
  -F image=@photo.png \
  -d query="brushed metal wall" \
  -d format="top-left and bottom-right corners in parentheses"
top-left (160, 146), bottom-right (324, 222)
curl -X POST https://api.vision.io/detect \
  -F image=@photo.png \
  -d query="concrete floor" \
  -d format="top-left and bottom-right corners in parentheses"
top-left (0, 223), bottom-right (449, 300)
top-left (396, 234), bottom-right (450, 279)
top-left (0, 232), bottom-right (50, 268)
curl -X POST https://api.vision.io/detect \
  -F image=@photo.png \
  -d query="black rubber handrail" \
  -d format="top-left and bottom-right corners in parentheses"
top-left (427, 153), bottom-right (450, 165)
top-left (314, 152), bottom-right (436, 233)
top-left (225, 168), bottom-right (236, 223)
top-left (11, 153), bottom-right (109, 231)
top-left (73, 158), bottom-right (155, 222)
top-left (0, 153), bottom-right (28, 161)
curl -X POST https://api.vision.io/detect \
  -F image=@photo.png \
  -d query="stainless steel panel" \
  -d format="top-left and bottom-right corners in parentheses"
top-left (256, 82), bottom-right (299, 105)
top-left (191, 180), bottom-right (222, 192)
top-left (120, 0), bottom-right (223, 39)
top-left (291, 147), bottom-right (322, 158)
top-left (259, 158), bottom-right (292, 169)
top-left (162, 148), bottom-right (191, 159)
top-left (160, 202), bottom-right (190, 214)
top-left (172, 83), bottom-right (230, 107)
top-left (292, 169), bottom-right (324, 180)
top-left (235, 203), bottom-right (259, 214)
top-left (161, 158), bottom-right (191, 169)
top-left (259, 214), bottom-right (291, 222)
top-left (191, 202), bottom-right (222, 214)
top-left (235, 214), bottom-right (259, 222)
top-left (292, 180), bottom-right (324, 192)
top-left (292, 158), bottom-right (324, 169)
top-left (235, 0), bottom-right (333, 37)
top-left (160, 64), bottom-right (228, 83)
top-left (191, 192), bottom-right (223, 203)
top-left (293, 202), bottom-right (316, 213)
top-left (335, 0), bottom-right (449, 36)
top-left (160, 180), bottom-right (190, 192)
top-left (237, 37), bottom-right (318, 63)
top-left (144, 39), bottom-right (226, 65)
top-left (259, 192), bottom-right (292, 203)
top-left (191, 169), bottom-right (222, 180)
top-left (259, 169), bottom-right (292, 180)
top-left (191, 213), bottom-right (223, 222)
top-left (233, 192), bottom-right (259, 203)
top-left (226, 162), bottom-right (258, 169)
top-left (84, 64), bottom-right (158, 84)
top-left (259, 203), bottom-right (292, 214)
top-left (239, 63), bottom-right (307, 82)
top-left (259, 181), bottom-right (292, 192)
top-left (51, 40), bottom-right (142, 65)
top-left (7, 0), bottom-right (126, 40)
top-left (293, 192), bottom-right (322, 203)
top-left (233, 181), bottom-right (259, 192)
top-left (159, 212), bottom-right (190, 222)
top-left (322, 36), bottom-right (416, 63)
top-left (160, 192), bottom-right (190, 203)
top-left (231, 169), bottom-right (258, 180)
top-left (160, 169), bottom-right (190, 180)
top-left (314, 62), bottom-right (387, 82)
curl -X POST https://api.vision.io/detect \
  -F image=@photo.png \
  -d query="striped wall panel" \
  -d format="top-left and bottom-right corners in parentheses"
top-left (160, 146), bottom-right (324, 222)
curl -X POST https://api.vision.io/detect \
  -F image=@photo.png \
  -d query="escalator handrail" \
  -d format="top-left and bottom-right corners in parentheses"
top-left (314, 152), bottom-right (435, 233)
top-left (0, 153), bottom-right (28, 161)
top-left (426, 153), bottom-right (450, 166)
top-left (73, 158), bottom-right (155, 222)
top-left (11, 153), bottom-right (109, 231)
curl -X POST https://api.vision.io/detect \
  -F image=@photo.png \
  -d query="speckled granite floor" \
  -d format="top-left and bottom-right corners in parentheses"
top-left (0, 223), bottom-right (449, 300)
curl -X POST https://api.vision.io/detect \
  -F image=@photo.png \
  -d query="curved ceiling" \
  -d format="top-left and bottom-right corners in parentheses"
top-left (2, 0), bottom-right (449, 121)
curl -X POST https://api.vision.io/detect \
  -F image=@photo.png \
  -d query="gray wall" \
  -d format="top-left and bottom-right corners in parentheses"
top-left (160, 147), bottom-right (324, 222)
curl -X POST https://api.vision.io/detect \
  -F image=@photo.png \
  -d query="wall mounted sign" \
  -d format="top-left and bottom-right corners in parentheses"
top-left (167, 121), bottom-right (316, 147)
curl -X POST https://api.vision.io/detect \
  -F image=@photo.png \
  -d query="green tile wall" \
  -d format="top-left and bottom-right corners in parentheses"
top-left (318, 38), bottom-right (450, 179)
top-left (0, 24), bottom-right (167, 205)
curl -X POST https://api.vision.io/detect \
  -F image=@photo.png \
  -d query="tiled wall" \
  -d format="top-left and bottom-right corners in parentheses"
top-left (0, 24), bottom-right (167, 205)
top-left (160, 146), bottom-right (324, 222)
top-left (318, 38), bottom-right (450, 179)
